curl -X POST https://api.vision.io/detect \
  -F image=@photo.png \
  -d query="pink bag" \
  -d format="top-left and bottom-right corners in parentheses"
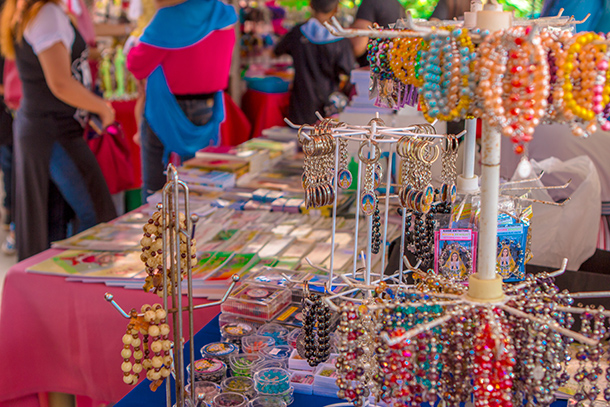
top-left (3, 59), bottom-right (22, 110)
top-left (87, 122), bottom-right (135, 194)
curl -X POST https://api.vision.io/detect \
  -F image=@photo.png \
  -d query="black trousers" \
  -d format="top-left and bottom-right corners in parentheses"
top-left (14, 112), bottom-right (116, 261)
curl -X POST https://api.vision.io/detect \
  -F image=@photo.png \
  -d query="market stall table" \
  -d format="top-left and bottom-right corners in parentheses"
top-left (241, 89), bottom-right (290, 139)
top-left (0, 250), bottom-right (221, 407)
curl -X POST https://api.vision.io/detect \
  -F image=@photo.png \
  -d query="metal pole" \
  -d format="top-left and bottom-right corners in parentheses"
top-left (352, 158), bottom-right (363, 277)
top-left (380, 145), bottom-right (394, 276)
top-left (329, 137), bottom-right (340, 291)
top-left (399, 210), bottom-right (406, 285)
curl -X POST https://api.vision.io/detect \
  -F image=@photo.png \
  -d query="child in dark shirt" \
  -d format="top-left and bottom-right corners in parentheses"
top-left (274, 0), bottom-right (355, 124)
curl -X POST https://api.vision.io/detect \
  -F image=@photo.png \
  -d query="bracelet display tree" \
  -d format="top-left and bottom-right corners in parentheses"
top-left (105, 164), bottom-right (240, 407)
top-left (283, 2), bottom-right (610, 406)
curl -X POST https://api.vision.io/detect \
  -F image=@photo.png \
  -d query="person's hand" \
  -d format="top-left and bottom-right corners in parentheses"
top-left (133, 130), bottom-right (141, 146)
top-left (100, 102), bottom-right (115, 129)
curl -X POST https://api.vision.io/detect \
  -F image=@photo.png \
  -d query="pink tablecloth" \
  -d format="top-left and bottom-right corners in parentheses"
top-left (0, 249), bottom-right (220, 407)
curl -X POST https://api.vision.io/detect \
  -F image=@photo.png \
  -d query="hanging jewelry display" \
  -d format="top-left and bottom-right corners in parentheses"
top-left (300, 122), bottom-right (336, 209)
top-left (286, 13), bottom-right (610, 407)
top-left (106, 165), bottom-right (240, 407)
top-left (297, 284), bottom-right (332, 367)
top-left (401, 139), bottom-right (439, 267)
top-left (336, 302), bottom-right (371, 407)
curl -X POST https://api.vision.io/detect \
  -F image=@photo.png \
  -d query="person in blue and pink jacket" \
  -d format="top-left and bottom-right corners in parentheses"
top-left (127, 0), bottom-right (236, 199)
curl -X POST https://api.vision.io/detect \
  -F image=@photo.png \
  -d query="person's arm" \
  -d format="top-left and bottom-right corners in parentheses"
top-left (126, 42), bottom-right (168, 80)
top-left (349, 18), bottom-right (372, 58)
top-left (38, 42), bottom-right (115, 127)
top-left (94, 22), bottom-right (135, 38)
top-left (133, 79), bottom-right (146, 145)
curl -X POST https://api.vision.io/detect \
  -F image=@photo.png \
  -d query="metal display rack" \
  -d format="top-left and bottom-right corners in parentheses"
top-left (105, 164), bottom-right (239, 407)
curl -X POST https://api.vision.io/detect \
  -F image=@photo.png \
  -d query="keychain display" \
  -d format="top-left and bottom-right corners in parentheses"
top-left (300, 122), bottom-right (336, 209)
top-left (337, 138), bottom-right (352, 189)
top-left (358, 141), bottom-right (381, 217)
top-left (440, 134), bottom-right (459, 204)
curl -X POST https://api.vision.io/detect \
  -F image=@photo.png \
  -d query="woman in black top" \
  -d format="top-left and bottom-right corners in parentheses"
top-left (1, 0), bottom-right (117, 260)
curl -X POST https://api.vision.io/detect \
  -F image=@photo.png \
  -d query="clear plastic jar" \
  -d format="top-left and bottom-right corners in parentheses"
top-left (241, 335), bottom-right (275, 354)
top-left (212, 392), bottom-right (248, 407)
top-left (286, 329), bottom-right (300, 350)
top-left (185, 381), bottom-right (221, 406)
top-left (257, 323), bottom-right (289, 346)
top-left (258, 345), bottom-right (291, 369)
top-left (221, 376), bottom-right (256, 400)
top-left (201, 342), bottom-right (239, 364)
top-left (253, 368), bottom-right (291, 395)
top-left (229, 353), bottom-right (263, 378)
top-left (220, 321), bottom-right (255, 350)
top-left (248, 396), bottom-right (287, 407)
top-left (253, 388), bottom-right (294, 406)
top-left (187, 358), bottom-right (227, 384)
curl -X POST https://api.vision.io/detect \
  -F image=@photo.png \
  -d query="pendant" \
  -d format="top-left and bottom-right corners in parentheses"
top-left (361, 192), bottom-right (376, 216)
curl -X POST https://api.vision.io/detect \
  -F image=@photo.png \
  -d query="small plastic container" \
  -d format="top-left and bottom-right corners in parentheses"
top-left (221, 376), bottom-right (257, 400)
top-left (248, 396), bottom-right (288, 407)
top-left (287, 349), bottom-right (314, 372)
top-left (313, 363), bottom-right (339, 388)
top-left (187, 358), bottom-right (227, 384)
top-left (257, 323), bottom-right (289, 346)
top-left (229, 354), bottom-right (263, 377)
top-left (289, 371), bottom-right (314, 395)
top-left (286, 329), bottom-right (300, 349)
top-left (185, 381), bottom-right (221, 405)
top-left (220, 321), bottom-right (256, 350)
top-left (255, 359), bottom-right (287, 371)
top-left (254, 368), bottom-right (291, 395)
top-left (221, 284), bottom-right (292, 321)
top-left (212, 392), bottom-right (248, 407)
top-left (201, 342), bottom-right (239, 363)
top-left (259, 345), bottom-right (291, 368)
top-left (242, 335), bottom-right (275, 354)
top-left (255, 388), bottom-right (294, 406)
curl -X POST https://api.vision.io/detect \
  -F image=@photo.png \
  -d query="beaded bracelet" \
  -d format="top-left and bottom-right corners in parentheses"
top-left (297, 288), bottom-right (331, 367)
top-left (120, 303), bottom-right (172, 386)
top-left (420, 30), bottom-right (459, 121)
top-left (335, 302), bottom-right (372, 407)
top-left (141, 210), bottom-right (197, 296)
top-left (541, 29), bottom-right (573, 122)
top-left (562, 32), bottom-right (610, 137)
top-left (477, 26), bottom-right (549, 153)
top-left (563, 32), bottom-right (607, 136)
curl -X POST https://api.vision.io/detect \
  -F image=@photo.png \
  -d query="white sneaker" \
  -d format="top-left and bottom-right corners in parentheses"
top-left (1, 230), bottom-right (15, 255)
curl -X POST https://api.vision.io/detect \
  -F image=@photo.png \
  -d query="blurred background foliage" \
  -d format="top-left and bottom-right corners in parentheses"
top-left (277, 0), bottom-right (544, 19)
